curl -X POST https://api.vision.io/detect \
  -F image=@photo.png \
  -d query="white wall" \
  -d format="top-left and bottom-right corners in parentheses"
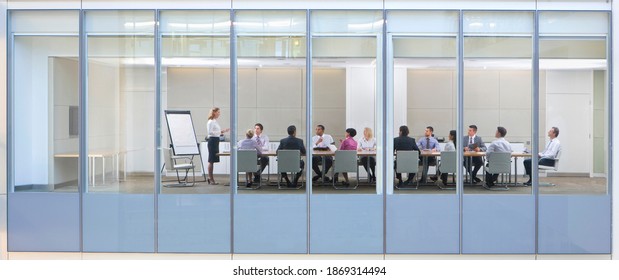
top-left (346, 67), bottom-right (375, 137)
top-left (546, 70), bottom-right (593, 174)
top-left (51, 58), bottom-right (78, 185)
top-left (13, 37), bottom-right (77, 186)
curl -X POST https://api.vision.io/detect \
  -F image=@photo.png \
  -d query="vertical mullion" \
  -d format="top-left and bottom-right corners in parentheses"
top-left (229, 8), bottom-right (237, 256)
top-left (533, 10), bottom-right (540, 257)
top-left (154, 9), bottom-right (161, 253)
top-left (79, 9), bottom-right (88, 252)
top-left (457, 10), bottom-right (464, 255)
top-left (306, 9), bottom-right (312, 254)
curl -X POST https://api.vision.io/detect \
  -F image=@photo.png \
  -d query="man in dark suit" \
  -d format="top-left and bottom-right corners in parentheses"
top-left (463, 124), bottom-right (487, 183)
top-left (394, 125), bottom-right (420, 187)
top-left (277, 125), bottom-right (306, 188)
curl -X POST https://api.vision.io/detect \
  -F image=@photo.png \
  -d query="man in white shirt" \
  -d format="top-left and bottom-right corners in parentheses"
top-left (484, 126), bottom-right (512, 188)
top-left (523, 127), bottom-right (561, 185)
top-left (252, 123), bottom-right (270, 183)
top-left (312, 124), bottom-right (334, 182)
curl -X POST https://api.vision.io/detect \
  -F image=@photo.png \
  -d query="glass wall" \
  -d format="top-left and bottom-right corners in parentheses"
top-left (537, 11), bottom-right (611, 254)
top-left (12, 11), bottom-right (80, 194)
top-left (8, 10), bottom-right (81, 251)
top-left (462, 11), bottom-right (535, 253)
top-left (157, 10), bottom-right (231, 253)
top-left (6, 7), bottom-right (613, 256)
top-left (309, 10), bottom-right (384, 253)
top-left (83, 10), bottom-right (156, 252)
top-left (233, 10), bottom-right (308, 253)
top-left (386, 10), bottom-right (460, 253)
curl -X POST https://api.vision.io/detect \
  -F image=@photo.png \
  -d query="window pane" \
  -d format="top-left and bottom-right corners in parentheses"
top-left (12, 12), bottom-right (79, 193)
top-left (538, 12), bottom-right (608, 194)
top-left (160, 11), bottom-right (230, 195)
top-left (86, 11), bottom-right (155, 193)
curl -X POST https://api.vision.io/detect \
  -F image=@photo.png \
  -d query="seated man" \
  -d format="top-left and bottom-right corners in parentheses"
top-left (417, 126), bottom-right (441, 182)
top-left (523, 127), bottom-right (561, 185)
top-left (277, 125), bottom-right (306, 188)
top-left (463, 124), bottom-right (487, 183)
top-left (394, 125), bottom-right (420, 187)
top-left (252, 123), bottom-right (270, 183)
top-left (311, 124), bottom-right (334, 182)
top-left (484, 126), bottom-right (512, 188)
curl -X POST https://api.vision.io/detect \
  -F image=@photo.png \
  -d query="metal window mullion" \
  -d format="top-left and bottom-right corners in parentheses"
top-left (381, 9), bottom-right (388, 257)
top-left (305, 9), bottom-right (312, 255)
top-left (229, 9), bottom-right (237, 256)
top-left (533, 10), bottom-right (540, 257)
top-left (78, 9), bottom-right (88, 252)
top-left (154, 9), bottom-right (162, 254)
top-left (457, 10), bottom-right (464, 255)
top-left (7, 14), bottom-right (14, 194)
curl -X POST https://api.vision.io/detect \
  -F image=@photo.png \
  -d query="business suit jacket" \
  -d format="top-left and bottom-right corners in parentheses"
top-left (394, 136), bottom-right (420, 151)
top-left (463, 135), bottom-right (487, 152)
top-left (278, 135), bottom-right (306, 155)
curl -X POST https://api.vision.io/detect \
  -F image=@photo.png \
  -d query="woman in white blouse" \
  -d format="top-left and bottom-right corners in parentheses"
top-left (206, 107), bottom-right (230, 185)
top-left (438, 130), bottom-right (456, 187)
top-left (358, 127), bottom-right (377, 182)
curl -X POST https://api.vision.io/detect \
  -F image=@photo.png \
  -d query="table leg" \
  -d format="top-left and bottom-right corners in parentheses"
top-left (91, 156), bottom-right (96, 186)
top-left (514, 157), bottom-right (518, 185)
top-left (321, 156), bottom-right (326, 184)
top-left (116, 154), bottom-right (120, 181)
top-left (102, 156), bottom-right (105, 184)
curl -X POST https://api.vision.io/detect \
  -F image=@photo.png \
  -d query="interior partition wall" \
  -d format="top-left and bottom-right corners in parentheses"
top-left (5, 7), bottom-right (613, 256)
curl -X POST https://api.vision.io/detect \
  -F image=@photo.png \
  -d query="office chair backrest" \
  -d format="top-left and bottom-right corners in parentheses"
top-left (486, 152), bottom-right (511, 174)
top-left (439, 151), bottom-right (457, 173)
top-left (396, 150), bottom-right (419, 173)
top-left (238, 150), bottom-right (258, 172)
top-left (334, 150), bottom-right (358, 173)
top-left (277, 150), bottom-right (301, 173)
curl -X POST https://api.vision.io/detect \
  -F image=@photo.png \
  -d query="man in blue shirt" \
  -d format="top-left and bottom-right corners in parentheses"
top-left (417, 126), bottom-right (441, 182)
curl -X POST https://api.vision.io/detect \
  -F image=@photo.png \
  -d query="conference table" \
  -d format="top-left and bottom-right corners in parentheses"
top-left (218, 150), bottom-right (532, 186)
top-left (218, 149), bottom-right (376, 184)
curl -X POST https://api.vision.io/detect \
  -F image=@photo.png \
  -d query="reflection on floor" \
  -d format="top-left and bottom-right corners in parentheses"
top-left (42, 174), bottom-right (607, 195)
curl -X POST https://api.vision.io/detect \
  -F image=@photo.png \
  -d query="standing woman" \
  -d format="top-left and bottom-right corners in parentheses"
top-left (206, 107), bottom-right (230, 185)
top-left (358, 127), bottom-right (377, 182)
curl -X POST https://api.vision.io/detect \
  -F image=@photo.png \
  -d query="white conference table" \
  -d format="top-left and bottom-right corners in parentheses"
top-left (55, 150), bottom-right (131, 186)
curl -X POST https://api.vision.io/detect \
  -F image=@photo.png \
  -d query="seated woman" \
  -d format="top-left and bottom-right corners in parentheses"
top-left (334, 128), bottom-right (358, 186)
top-left (437, 130), bottom-right (456, 188)
top-left (358, 127), bottom-right (377, 182)
top-left (237, 129), bottom-right (262, 188)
